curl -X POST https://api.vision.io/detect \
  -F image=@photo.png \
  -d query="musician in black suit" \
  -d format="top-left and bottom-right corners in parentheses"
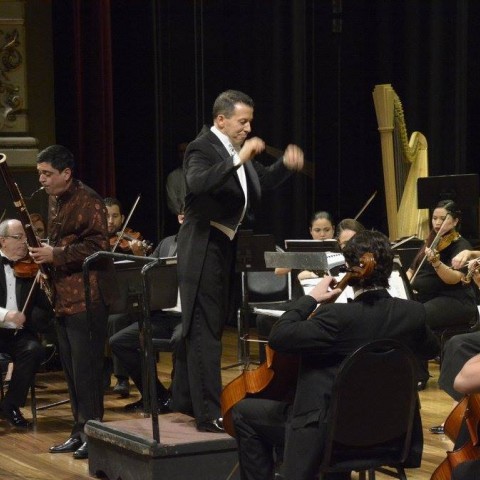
top-left (450, 353), bottom-right (480, 480)
top-left (171, 89), bottom-right (304, 432)
top-left (109, 230), bottom-right (181, 413)
top-left (231, 230), bottom-right (439, 480)
top-left (0, 219), bottom-right (52, 429)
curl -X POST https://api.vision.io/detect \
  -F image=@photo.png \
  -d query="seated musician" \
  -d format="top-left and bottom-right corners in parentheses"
top-left (105, 197), bottom-right (149, 256)
top-left (0, 219), bottom-right (52, 429)
top-left (431, 250), bottom-right (480, 434)
top-left (441, 353), bottom-right (480, 480)
top-left (406, 200), bottom-right (478, 389)
top-left (231, 230), bottom-right (439, 480)
top-left (335, 218), bottom-right (365, 250)
top-left (109, 220), bottom-right (183, 414)
top-left (104, 197), bottom-right (153, 397)
top-left (256, 217), bottom-right (364, 361)
top-left (275, 210), bottom-right (335, 280)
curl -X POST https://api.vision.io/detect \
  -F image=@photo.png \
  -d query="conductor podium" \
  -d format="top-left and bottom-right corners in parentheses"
top-left (82, 252), bottom-right (239, 480)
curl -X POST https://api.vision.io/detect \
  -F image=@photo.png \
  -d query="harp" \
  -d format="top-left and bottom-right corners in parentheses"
top-left (372, 84), bottom-right (430, 241)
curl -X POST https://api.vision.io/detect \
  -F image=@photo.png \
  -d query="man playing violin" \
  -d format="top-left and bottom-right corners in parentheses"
top-left (105, 197), bottom-right (149, 256)
top-left (104, 197), bottom-right (153, 397)
top-left (231, 230), bottom-right (439, 480)
top-left (0, 219), bottom-right (52, 429)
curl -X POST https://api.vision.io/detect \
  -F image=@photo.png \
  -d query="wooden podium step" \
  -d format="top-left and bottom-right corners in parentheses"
top-left (86, 413), bottom-right (240, 480)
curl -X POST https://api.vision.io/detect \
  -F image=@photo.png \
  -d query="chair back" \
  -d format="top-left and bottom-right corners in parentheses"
top-left (243, 270), bottom-right (291, 304)
top-left (320, 339), bottom-right (417, 474)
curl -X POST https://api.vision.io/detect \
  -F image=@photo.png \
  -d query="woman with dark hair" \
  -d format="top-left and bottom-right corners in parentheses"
top-left (406, 199), bottom-right (477, 331)
top-left (406, 200), bottom-right (477, 390)
top-left (335, 218), bottom-right (365, 250)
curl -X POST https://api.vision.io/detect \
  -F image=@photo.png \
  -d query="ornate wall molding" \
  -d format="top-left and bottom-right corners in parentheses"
top-left (0, 1), bottom-right (27, 133)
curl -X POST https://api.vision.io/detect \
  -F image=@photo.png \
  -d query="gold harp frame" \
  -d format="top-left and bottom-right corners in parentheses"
top-left (373, 84), bottom-right (430, 241)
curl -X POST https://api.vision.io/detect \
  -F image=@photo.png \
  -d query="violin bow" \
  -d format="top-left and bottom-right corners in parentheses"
top-left (111, 194), bottom-right (141, 253)
top-left (354, 191), bottom-right (377, 220)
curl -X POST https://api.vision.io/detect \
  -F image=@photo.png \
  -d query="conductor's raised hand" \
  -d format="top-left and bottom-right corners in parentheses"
top-left (283, 144), bottom-right (304, 171)
top-left (238, 137), bottom-right (265, 164)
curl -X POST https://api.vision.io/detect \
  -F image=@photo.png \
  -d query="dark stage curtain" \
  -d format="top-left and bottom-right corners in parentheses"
top-left (50, 0), bottom-right (479, 243)
top-left (51, 0), bottom-right (115, 198)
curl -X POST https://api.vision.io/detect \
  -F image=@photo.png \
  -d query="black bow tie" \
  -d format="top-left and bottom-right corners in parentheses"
top-left (1, 256), bottom-right (15, 267)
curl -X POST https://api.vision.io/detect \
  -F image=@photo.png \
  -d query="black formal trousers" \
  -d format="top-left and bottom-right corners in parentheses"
top-left (109, 311), bottom-right (181, 399)
top-left (439, 331), bottom-right (480, 401)
top-left (0, 329), bottom-right (44, 408)
top-left (172, 227), bottom-right (234, 424)
top-left (55, 303), bottom-right (108, 441)
top-left (232, 398), bottom-right (349, 480)
top-left (107, 312), bottom-right (133, 379)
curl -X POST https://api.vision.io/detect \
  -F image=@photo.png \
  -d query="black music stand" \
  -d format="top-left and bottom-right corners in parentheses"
top-left (140, 258), bottom-right (177, 443)
top-left (223, 231), bottom-right (276, 370)
top-left (417, 174), bottom-right (479, 239)
top-left (83, 252), bottom-right (177, 442)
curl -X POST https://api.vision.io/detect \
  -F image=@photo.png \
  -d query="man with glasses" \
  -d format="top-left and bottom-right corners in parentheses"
top-left (0, 219), bottom-right (51, 429)
top-left (29, 145), bottom-right (115, 460)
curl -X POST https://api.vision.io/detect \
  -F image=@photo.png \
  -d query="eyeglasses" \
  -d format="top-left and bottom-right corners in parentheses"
top-left (3, 234), bottom-right (25, 241)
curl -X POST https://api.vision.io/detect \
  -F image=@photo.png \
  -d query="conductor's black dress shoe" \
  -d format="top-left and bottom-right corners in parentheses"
top-left (73, 442), bottom-right (88, 459)
top-left (124, 396), bottom-right (172, 414)
top-left (49, 436), bottom-right (83, 453)
top-left (0, 405), bottom-right (31, 429)
top-left (197, 418), bottom-right (225, 433)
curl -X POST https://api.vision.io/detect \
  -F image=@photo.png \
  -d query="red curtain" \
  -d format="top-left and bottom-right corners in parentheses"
top-left (55, 0), bottom-right (116, 197)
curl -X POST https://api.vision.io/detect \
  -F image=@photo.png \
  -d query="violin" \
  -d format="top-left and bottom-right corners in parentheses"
top-left (220, 252), bottom-right (377, 437)
top-left (13, 257), bottom-right (40, 278)
top-left (110, 227), bottom-right (153, 255)
top-left (430, 229), bottom-right (460, 253)
top-left (461, 257), bottom-right (480, 285)
top-left (431, 394), bottom-right (480, 479)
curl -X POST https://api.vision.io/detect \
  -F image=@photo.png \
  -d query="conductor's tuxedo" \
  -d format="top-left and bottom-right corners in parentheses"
top-left (172, 128), bottom-right (293, 424)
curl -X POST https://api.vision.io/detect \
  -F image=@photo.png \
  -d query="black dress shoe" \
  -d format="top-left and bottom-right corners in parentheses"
top-left (49, 436), bottom-right (83, 453)
top-left (429, 425), bottom-right (445, 434)
top-left (417, 379), bottom-right (428, 391)
top-left (0, 405), bottom-right (31, 429)
top-left (197, 418), bottom-right (225, 433)
top-left (124, 398), bottom-right (143, 412)
top-left (124, 396), bottom-right (172, 414)
top-left (73, 442), bottom-right (88, 459)
top-left (113, 378), bottom-right (130, 398)
top-left (158, 396), bottom-right (172, 414)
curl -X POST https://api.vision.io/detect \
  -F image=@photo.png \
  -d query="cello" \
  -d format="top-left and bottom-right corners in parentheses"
top-left (220, 252), bottom-right (376, 437)
top-left (431, 394), bottom-right (480, 480)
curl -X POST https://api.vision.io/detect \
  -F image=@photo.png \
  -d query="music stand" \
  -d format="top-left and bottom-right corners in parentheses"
top-left (223, 230), bottom-right (276, 370)
top-left (83, 252), bottom-right (176, 442)
top-left (285, 239), bottom-right (340, 252)
top-left (140, 257), bottom-right (177, 443)
top-left (417, 174), bottom-right (479, 239)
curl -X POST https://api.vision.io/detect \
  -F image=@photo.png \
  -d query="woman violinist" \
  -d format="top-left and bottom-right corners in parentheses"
top-left (407, 200), bottom-right (477, 388)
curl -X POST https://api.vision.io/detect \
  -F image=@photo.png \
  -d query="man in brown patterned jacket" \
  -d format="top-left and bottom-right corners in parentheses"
top-left (30, 145), bottom-right (114, 460)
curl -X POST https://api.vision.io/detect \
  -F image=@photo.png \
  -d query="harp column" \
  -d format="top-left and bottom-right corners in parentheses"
top-left (373, 84), bottom-right (398, 241)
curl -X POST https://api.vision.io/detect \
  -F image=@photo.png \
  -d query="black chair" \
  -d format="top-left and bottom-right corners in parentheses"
top-left (318, 339), bottom-right (418, 480)
top-left (226, 260), bottom-right (293, 369)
